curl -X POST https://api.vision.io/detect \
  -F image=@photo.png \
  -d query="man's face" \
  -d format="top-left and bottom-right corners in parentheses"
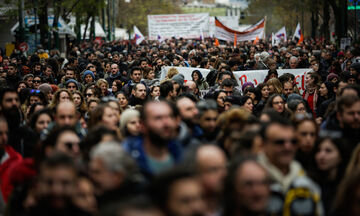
top-left (185, 81), bottom-right (197, 94)
top-left (131, 70), bottom-right (142, 83)
top-left (338, 101), bottom-right (360, 129)
top-left (197, 146), bottom-right (227, 195)
top-left (289, 59), bottom-right (298, 69)
top-left (56, 104), bottom-right (77, 127)
top-left (283, 82), bottom-right (294, 97)
top-left (222, 86), bottom-right (234, 96)
top-left (89, 158), bottom-right (122, 195)
top-left (113, 54), bottom-right (120, 63)
top-left (65, 70), bottom-right (75, 80)
top-left (263, 124), bottom-right (297, 171)
top-left (37, 166), bottom-right (77, 209)
top-left (235, 162), bottom-right (270, 214)
top-left (34, 65), bottom-right (41, 72)
top-left (140, 61), bottom-right (148, 68)
top-left (2, 92), bottom-right (20, 111)
top-left (67, 83), bottom-right (77, 93)
top-left (220, 75), bottom-right (231, 84)
top-left (143, 102), bottom-right (177, 143)
top-left (7, 66), bottom-right (16, 76)
top-left (199, 110), bottom-right (218, 133)
top-left (167, 178), bottom-right (206, 216)
top-left (133, 84), bottom-right (146, 100)
top-left (177, 98), bottom-right (198, 125)
top-left (111, 64), bottom-right (119, 75)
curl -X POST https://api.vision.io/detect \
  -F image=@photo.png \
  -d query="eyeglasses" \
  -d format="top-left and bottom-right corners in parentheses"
top-left (270, 138), bottom-right (297, 146)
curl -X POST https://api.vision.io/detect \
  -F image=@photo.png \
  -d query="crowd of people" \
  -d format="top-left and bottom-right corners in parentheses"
top-left (0, 37), bottom-right (360, 216)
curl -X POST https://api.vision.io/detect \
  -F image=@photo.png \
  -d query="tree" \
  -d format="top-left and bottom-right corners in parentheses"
top-left (117, 0), bottom-right (181, 35)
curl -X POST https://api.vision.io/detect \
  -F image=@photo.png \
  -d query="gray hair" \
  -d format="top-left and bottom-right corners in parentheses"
top-left (90, 141), bottom-right (140, 181)
top-left (197, 99), bottom-right (217, 117)
top-left (290, 56), bottom-right (298, 62)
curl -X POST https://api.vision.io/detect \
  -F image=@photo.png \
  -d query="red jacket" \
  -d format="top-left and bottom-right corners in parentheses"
top-left (0, 145), bottom-right (23, 203)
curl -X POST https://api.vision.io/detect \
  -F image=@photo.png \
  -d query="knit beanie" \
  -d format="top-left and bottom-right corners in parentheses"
top-left (326, 73), bottom-right (339, 82)
top-left (172, 73), bottom-right (185, 86)
top-left (82, 70), bottom-right (95, 80)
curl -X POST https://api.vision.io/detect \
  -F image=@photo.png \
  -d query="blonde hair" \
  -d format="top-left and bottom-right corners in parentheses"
top-left (166, 68), bottom-right (179, 79)
top-left (96, 79), bottom-right (109, 88)
top-left (266, 78), bottom-right (283, 95)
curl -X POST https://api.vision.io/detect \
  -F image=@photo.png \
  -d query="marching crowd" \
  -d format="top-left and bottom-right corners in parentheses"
top-left (0, 37), bottom-right (360, 216)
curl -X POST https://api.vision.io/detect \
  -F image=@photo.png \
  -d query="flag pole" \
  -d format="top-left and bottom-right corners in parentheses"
top-left (263, 16), bottom-right (267, 40)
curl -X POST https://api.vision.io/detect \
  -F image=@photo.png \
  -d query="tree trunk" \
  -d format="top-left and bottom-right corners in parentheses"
top-left (53, 0), bottom-right (61, 49)
top-left (83, 15), bottom-right (91, 41)
top-left (323, 0), bottom-right (330, 40)
top-left (38, 0), bottom-right (49, 48)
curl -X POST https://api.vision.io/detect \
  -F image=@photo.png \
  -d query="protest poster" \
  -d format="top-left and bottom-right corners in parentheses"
top-left (161, 67), bottom-right (311, 94)
top-left (147, 13), bottom-right (209, 40)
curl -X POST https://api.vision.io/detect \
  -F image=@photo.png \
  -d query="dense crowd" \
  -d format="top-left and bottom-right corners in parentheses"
top-left (0, 37), bottom-right (360, 216)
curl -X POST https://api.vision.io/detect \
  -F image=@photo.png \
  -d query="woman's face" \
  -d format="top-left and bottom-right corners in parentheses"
top-left (315, 139), bottom-right (341, 171)
top-left (217, 92), bottom-right (227, 108)
top-left (243, 98), bottom-right (253, 112)
top-left (17, 83), bottom-right (26, 93)
top-left (59, 91), bottom-right (70, 102)
top-left (126, 117), bottom-right (141, 136)
top-left (108, 101), bottom-right (120, 117)
top-left (193, 72), bottom-right (199, 81)
top-left (85, 89), bottom-right (94, 101)
top-left (102, 107), bottom-right (119, 131)
top-left (295, 103), bottom-right (306, 114)
top-left (33, 78), bottom-right (42, 89)
top-left (296, 120), bottom-right (316, 153)
top-left (245, 92), bottom-right (256, 100)
top-left (261, 86), bottom-right (270, 99)
top-left (112, 82), bottom-right (118, 93)
top-left (88, 102), bottom-right (98, 111)
top-left (85, 74), bottom-right (93, 83)
top-left (55, 131), bottom-right (80, 158)
top-left (268, 85), bottom-right (275, 95)
top-left (100, 83), bottom-right (107, 94)
top-left (117, 94), bottom-right (128, 108)
top-left (151, 86), bottom-right (160, 98)
top-left (269, 73), bottom-right (277, 79)
top-left (73, 93), bottom-right (82, 107)
top-left (35, 113), bottom-right (52, 133)
top-left (30, 96), bottom-right (41, 105)
top-left (319, 83), bottom-right (328, 97)
top-left (147, 70), bottom-right (155, 80)
top-left (272, 96), bottom-right (284, 113)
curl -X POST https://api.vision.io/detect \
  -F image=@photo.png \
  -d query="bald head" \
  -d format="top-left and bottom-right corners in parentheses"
top-left (196, 145), bottom-right (227, 194)
top-left (185, 80), bottom-right (197, 94)
top-left (56, 102), bottom-right (77, 127)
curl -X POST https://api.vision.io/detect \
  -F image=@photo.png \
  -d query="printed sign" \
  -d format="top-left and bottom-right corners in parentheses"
top-left (148, 13), bottom-right (209, 40)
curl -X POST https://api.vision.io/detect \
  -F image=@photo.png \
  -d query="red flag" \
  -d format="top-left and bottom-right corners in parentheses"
top-left (234, 33), bottom-right (237, 47)
top-left (297, 33), bottom-right (304, 45)
top-left (215, 38), bottom-right (220, 47)
top-left (253, 36), bottom-right (259, 45)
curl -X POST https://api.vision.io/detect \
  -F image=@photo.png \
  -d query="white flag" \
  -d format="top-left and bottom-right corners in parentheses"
top-left (293, 23), bottom-right (301, 40)
top-left (275, 26), bottom-right (287, 41)
top-left (133, 26), bottom-right (145, 45)
top-left (272, 33), bottom-right (276, 46)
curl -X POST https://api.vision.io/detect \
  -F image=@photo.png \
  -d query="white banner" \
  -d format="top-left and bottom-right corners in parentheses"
top-left (209, 16), bottom-right (239, 37)
top-left (147, 13), bottom-right (209, 40)
top-left (161, 67), bottom-right (311, 94)
top-left (215, 17), bottom-right (265, 42)
top-left (233, 68), bottom-right (312, 94)
top-left (160, 66), bottom-right (211, 82)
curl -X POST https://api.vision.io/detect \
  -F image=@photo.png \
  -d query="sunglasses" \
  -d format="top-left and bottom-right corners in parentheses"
top-left (33, 80), bottom-right (42, 83)
top-left (85, 93), bottom-right (93, 97)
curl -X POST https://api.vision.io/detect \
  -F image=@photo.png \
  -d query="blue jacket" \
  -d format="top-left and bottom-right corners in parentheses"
top-left (122, 136), bottom-right (183, 180)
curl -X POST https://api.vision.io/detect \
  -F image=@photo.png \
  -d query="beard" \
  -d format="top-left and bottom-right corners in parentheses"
top-left (147, 127), bottom-right (173, 148)
top-left (183, 118), bottom-right (196, 129)
top-left (3, 107), bottom-right (21, 129)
